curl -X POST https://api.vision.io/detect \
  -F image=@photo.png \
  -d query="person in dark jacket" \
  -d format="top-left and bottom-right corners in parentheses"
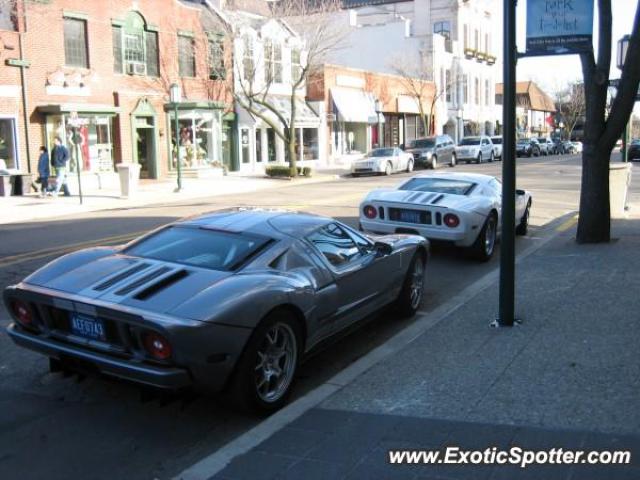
top-left (51, 137), bottom-right (71, 196)
top-left (37, 146), bottom-right (50, 197)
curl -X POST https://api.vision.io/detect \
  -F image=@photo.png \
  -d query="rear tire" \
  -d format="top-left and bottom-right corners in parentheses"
top-left (450, 153), bottom-right (457, 167)
top-left (476, 153), bottom-right (482, 164)
top-left (469, 213), bottom-right (497, 262)
top-left (384, 162), bottom-right (392, 176)
top-left (406, 159), bottom-right (414, 173)
top-left (396, 251), bottom-right (426, 317)
top-left (225, 310), bottom-right (302, 414)
top-left (489, 152), bottom-right (495, 162)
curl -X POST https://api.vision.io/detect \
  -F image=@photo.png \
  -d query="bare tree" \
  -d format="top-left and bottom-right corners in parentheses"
top-left (577, 0), bottom-right (640, 243)
top-left (390, 54), bottom-right (436, 135)
top-left (226, 0), bottom-right (345, 175)
top-left (554, 83), bottom-right (586, 140)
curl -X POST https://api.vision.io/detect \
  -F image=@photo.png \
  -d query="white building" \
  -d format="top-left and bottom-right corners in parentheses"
top-left (332, 0), bottom-right (501, 142)
top-left (227, 10), bottom-right (325, 172)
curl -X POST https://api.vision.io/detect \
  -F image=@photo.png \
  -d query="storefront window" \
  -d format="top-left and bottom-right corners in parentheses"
top-left (0, 118), bottom-right (17, 170)
top-left (241, 128), bottom-right (250, 164)
top-left (45, 114), bottom-right (115, 173)
top-left (266, 128), bottom-right (276, 162)
top-left (255, 129), bottom-right (262, 162)
top-left (169, 109), bottom-right (222, 169)
top-left (302, 128), bottom-right (318, 160)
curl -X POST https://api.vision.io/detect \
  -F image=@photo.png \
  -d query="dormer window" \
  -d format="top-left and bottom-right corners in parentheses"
top-left (264, 39), bottom-right (282, 84)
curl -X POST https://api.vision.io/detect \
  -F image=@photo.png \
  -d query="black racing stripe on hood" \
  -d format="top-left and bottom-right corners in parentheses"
top-left (114, 266), bottom-right (172, 296)
top-left (93, 262), bottom-right (151, 291)
top-left (133, 269), bottom-right (190, 300)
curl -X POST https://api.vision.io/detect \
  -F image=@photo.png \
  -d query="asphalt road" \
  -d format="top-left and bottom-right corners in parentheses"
top-left (0, 153), bottom-right (631, 480)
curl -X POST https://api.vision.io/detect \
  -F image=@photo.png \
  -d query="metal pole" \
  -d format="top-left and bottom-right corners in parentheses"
top-left (18, 34), bottom-right (31, 174)
top-left (498, 0), bottom-right (517, 326)
top-left (622, 121), bottom-right (629, 162)
top-left (73, 126), bottom-right (83, 205)
top-left (174, 103), bottom-right (182, 192)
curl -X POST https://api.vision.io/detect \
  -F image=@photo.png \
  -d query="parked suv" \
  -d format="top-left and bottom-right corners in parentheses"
top-left (537, 137), bottom-right (555, 155)
top-left (490, 136), bottom-right (503, 160)
top-left (404, 135), bottom-right (456, 169)
top-left (516, 138), bottom-right (541, 157)
top-left (455, 136), bottom-right (494, 164)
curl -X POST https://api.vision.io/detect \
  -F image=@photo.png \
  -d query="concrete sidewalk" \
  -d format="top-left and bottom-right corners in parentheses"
top-left (197, 217), bottom-right (640, 480)
top-left (0, 170), bottom-right (344, 226)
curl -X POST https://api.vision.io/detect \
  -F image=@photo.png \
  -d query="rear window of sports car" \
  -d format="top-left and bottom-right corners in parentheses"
top-left (399, 178), bottom-right (476, 195)
top-left (124, 227), bottom-right (273, 271)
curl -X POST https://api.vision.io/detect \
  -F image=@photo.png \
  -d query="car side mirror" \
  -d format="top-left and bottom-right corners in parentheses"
top-left (516, 189), bottom-right (525, 195)
top-left (373, 241), bottom-right (393, 257)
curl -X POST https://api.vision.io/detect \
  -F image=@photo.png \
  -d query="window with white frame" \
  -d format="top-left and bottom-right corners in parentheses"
top-left (208, 36), bottom-right (225, 80)
top-left (264, 39), bottom-right (282, 84)
top-left (178, 35), bottom-right (195, 77)
top-left (242, 35), bottom-right (254, 82)
top-left (445, 69), bottom-right (452, 103)
top-left (291, 47), bottom-right (302, 84)
top-left (485, 80), bottom-right (490, 106)
top-left (474, 77), bottom-right (480, 105)
top-left (463, 75), bottom-right (468, 104)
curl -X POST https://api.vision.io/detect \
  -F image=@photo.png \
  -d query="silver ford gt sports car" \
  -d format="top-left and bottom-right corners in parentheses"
top-left (4, 209), bottom-right (428, 412)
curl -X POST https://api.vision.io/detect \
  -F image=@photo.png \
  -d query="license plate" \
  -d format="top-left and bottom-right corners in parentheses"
top-left (399, 210), bottom-right (420, 223)
top-left (70, 313), bottom-right (106, 341)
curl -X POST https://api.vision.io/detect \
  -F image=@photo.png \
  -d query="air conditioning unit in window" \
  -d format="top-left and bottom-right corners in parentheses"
top-left (126, 62), bottom-right (146, 76)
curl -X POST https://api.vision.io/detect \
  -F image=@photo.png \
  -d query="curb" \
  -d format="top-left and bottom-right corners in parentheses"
top-left (0, 174), bottom-right (342, 226)
top-left (175, 211), bottom-right (578, 480)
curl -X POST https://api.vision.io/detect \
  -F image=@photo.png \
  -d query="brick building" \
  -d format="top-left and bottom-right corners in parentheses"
top-left (0, 0), bottom-right (234, 183)
top-left (307, 64), bottom-right (435, 164)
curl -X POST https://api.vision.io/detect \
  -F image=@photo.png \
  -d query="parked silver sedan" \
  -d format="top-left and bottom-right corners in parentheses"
top-left (351, 147), bottom-right (414, 176)
top-left (4, 209), bottom-right (428, 412)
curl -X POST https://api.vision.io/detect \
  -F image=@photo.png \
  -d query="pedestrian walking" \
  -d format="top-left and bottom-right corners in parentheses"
top-left (51, 137), bottom-right (71, 197)
top-left (37, 146), bottom-right (50, 197)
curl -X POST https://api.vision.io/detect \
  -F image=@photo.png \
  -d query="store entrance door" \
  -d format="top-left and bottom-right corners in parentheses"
top-left (135, 117), bottom-right (156, 179)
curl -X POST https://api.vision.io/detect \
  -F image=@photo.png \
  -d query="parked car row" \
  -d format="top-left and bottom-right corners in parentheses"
top-left (352, 134), bottom-right (583, 176)
top-left (4, 170), bottom-right (533, 413)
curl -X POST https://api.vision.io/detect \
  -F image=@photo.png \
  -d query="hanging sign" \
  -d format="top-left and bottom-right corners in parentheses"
top-left (526, 0), bottom-right (594, 56)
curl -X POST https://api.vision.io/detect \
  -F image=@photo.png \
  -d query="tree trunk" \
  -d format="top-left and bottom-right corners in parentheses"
top-left (576, 145), bottom-right (610, 243)
top-left (288, 133), bottom-right (298, 176)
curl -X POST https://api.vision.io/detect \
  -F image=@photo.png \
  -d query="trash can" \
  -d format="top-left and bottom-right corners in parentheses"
top-left (11, 173), bottom-right (34, 195)
top-left (610, 162), bottom-right (632, 218)
top-left (116, 163), bottom-right (141, 198)
top-left (0, 175), bottom-right (10, 197)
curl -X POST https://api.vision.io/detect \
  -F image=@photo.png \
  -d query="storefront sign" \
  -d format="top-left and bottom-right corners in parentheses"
top-left (526, 0), bottom-right (594, 56)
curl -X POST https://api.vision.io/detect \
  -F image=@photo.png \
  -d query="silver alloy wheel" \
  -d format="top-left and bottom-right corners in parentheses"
top-left (450, 154), bottom-right (456, 167)
top-left (432, 156), bottom-right (437, 169)
top-left (385, 163), bottom-right (392, 175)
top-left (478, 153), bottom-right (482, 164)
top-left (406, 159), bottom-right (414, 172)
top-left (254, 322), bottom-right (297, 403)
top-left (409, 258), bottom-right (425, 309)
top-left (485, 216), bottom-right (496, 256)
top-left (490, 152), bottom-right (494, 162)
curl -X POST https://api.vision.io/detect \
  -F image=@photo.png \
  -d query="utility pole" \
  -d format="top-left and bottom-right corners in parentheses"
top-left (497, 0), bottom-right (517, 327)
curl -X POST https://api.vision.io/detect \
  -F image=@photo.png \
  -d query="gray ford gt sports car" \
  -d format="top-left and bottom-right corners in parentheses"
top-left (4, 209), bottom-right (428, 412)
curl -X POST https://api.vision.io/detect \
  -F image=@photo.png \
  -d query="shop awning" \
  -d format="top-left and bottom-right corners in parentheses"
top-left (37, 103), bottom-right (120, 115)
top-left (236, 95), bottom-right (320, 127)
top-left (330, 87), bottom-right (378, 124)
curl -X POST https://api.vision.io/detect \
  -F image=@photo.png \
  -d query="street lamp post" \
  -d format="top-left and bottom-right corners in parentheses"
top-left (170, 83), bottom-right (183, 191)
top-left (374, 99), bottom-right (383, 148)
top-left (617, 35), bottom-right (630, 163)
